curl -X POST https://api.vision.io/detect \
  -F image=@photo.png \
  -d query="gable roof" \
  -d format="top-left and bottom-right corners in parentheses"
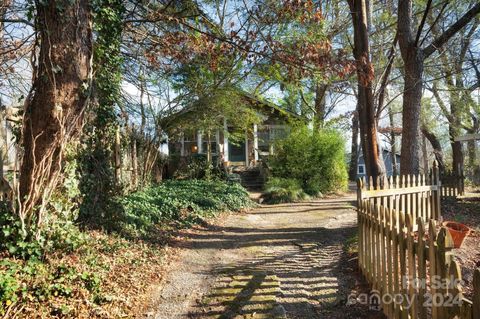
top-left (239, 90), bottom-right (305, 120)
top-left (160, 90), bottom-right (305, 131)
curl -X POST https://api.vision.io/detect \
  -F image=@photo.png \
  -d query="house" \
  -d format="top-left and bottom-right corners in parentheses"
top-left (357, 149), bottom-right (400, 179)
top-left (165, 91), bottom-right (302, 168)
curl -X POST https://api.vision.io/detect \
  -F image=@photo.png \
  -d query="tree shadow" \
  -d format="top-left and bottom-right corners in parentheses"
top-left (180, 200), bottom-right (384, 318)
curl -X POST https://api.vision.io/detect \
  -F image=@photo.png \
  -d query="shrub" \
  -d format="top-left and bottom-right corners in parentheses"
top-left (268, 125), bottom-right (348, 196)
top-left (174, 154), bottom-right (226, 180)
top-left (262, 177), bottom-right (309, 203)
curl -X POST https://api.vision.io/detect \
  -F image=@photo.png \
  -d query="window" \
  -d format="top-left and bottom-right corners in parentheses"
top-left (202, 141), bottom-right (218, 154)
top-left (358, 164), bottom-right (365, 175)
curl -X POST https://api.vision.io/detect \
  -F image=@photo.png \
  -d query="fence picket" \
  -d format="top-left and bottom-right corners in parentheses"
top-left (392, 209), bottom-right (401, 318)
top-left (429, 219), bottom-right (439, 319)
top-left (447, 260), bottom-right (462, 317)
top-left (380, 206), bottom-right (388, 317)
top-left (417, 218), bottom-right (427, 319)
top-left (356, 163), bottom-right (472, 319)
top-left (406, 214), bottom-right (417, 317)
top-left (398, 213), bottom-right (408, 313)
top-left (436, 227), bottom-right (454, 319)
top-left (374, 205), bottom-right (381, 290)
top-left (386, 207), bottom-right (394, 318)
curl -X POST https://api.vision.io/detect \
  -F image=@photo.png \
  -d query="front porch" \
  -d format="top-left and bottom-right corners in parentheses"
top-left (172, 121), bottom-right (288, 168)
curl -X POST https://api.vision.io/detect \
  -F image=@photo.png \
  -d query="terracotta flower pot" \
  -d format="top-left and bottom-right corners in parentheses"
top-left (442, 221), bottom-right (470, 248)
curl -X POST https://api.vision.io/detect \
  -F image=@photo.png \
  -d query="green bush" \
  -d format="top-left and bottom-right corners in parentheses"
top-left (174, 154), bottom-right (226, 180)
top-left (262, 177), bottom-right (309, 203)
top-left (269, 125), bottom-right (348, 196)
top-left (114, 179), bottom-right (254, 237)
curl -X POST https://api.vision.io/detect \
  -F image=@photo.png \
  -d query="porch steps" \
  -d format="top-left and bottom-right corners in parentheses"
top-left (233, 166), bottom-right (265, 191)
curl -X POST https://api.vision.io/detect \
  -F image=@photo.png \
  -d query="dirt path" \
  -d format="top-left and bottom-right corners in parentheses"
top-left (148, 196), bottom-right (382, 319)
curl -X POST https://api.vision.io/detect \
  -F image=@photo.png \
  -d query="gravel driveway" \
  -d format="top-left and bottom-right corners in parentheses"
top-left (148, 196), bottom-right (384, 319)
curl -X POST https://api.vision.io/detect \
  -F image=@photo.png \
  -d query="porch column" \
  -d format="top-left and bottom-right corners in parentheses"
top-left (215, 129), bottom-right (220, 154)
top-left (268, 125), bottom-right (274, 155)
top-left (223, 118), bottom-right (229, 162)
top-left (245, 130), bottom-right (249, 166)
top-left (253, 124), bottom-right (259, 163)
top-left (197, 130), bottom-right (203, 154)
top-left (180, 133), bottom-right (185, 157)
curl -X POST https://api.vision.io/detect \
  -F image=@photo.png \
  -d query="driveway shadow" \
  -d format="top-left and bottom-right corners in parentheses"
top-left (180, 199), bottom-right (384, 318)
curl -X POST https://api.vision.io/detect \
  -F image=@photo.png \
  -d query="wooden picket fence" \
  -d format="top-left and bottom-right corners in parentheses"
top-left (441, 169), bottom-right (465, 198)
top-left (357, 162), bottom-right (480, 319)
top-left (357, 161), bottom-right (442, 231)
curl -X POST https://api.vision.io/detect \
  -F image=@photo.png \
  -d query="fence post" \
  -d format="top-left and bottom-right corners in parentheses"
top-left (458, 165), bottom-right (465, 196)
top-left (357, 178), bottom-right (364, 273)
top-left (357, 178), bottom-right (363, 208)
top-left (429, 220), bottom-right (439, 319)
top-left (432, 161), bottom-right (441, 220)
top-left (436, 227), bottom-right (454, 319)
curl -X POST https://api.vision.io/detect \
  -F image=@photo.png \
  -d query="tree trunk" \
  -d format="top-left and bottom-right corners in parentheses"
top-left (397, 0), bottom-right (430, 174)
top-left (449, 90), bottom-right (464, 176)
top-left (348, 105), bottom-right (359, 181)
top-left (314, 83), bottom-right (328, 129)
top-left (421, 125), bottom-right (445, 173)
top-left (397, 0), bottom-right (480, 174)
top-left (467, 139), bottom-right (476, 167)
top-left (451, 140), bottom-right (464, 174)
top-left (422, 134), bottom-right (428, 174)
top-left (466, 112), bottom-right (479, 170)
top-left (388, 106), bottom-right (398, 176)
top-left (140, 69), bottom-right (146, 134)
top-left (131, 134), bottom-right (138, 189)
top-left (398, 49), bottom-right (423, 174)
top-left (347, 0), bottom-right (385, 181)
top-left (19, 0), bottom-right (92, 231)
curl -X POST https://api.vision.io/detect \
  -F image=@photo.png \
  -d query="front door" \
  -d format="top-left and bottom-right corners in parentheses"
top-left (229, 140), bottom-right (246, 162)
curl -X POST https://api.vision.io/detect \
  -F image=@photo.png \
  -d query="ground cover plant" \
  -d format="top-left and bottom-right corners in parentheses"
top-left (0, 179), bottom-right (253, 317)
top-left (114, 179), bottom-right (255, 237)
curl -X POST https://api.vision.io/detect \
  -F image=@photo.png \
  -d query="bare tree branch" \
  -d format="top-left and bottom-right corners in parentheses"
top-left (424, 2), bottom-right (480, 58)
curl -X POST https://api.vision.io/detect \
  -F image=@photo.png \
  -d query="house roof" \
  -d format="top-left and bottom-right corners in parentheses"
top-left (238, 90), bottom-right (305, 120)
top-left (160, 89), bottom-right (305, 131)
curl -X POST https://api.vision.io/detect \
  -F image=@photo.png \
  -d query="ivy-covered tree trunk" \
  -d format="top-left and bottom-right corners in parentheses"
top-left (78, 0), bottom-right (124, 221)
top-left (19, 0), bottom-right (92, 232)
